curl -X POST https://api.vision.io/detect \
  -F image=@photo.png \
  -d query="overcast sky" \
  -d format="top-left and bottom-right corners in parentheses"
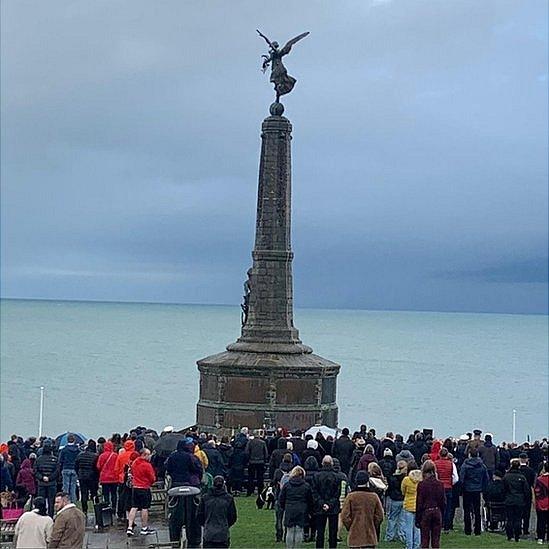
top-left (1, 0), bottom-right (547, 314)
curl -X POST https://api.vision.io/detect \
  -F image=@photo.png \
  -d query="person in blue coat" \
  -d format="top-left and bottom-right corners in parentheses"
top-left (459, 448), bottom-right (489, 536)
top-left (165, 439), bottom-right (203, 487)
top-left (58, 434), bottom-right (80, 503)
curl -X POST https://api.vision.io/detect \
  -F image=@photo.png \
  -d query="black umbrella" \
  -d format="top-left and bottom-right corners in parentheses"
top-left (153, 432), bottom-right (186, 455)
top-left (55, 432), bottom-right (87, 449)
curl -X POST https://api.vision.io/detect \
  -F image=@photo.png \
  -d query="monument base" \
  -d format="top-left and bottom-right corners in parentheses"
top-left (196, 349), bottom-right (340, 433)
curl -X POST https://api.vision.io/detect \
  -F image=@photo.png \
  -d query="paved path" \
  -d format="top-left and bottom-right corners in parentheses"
top-left (84, 516), bottom-right (174, 549)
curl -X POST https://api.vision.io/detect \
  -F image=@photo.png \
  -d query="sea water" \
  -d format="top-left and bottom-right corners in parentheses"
top-left (0, 299), bottom-right (546, 442)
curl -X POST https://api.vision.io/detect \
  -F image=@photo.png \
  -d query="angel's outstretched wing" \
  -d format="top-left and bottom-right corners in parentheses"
top-left (256, 29), bottom-right (274, 49)
top-left (280, 31), bottom-right (310, 56)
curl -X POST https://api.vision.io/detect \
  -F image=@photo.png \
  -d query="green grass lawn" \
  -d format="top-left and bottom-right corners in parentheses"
top-left (229, 496), bottom-right (537, 548)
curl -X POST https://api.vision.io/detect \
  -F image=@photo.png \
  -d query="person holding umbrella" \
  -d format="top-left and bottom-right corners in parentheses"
top-left (152, 427), bottom-right (185, 480)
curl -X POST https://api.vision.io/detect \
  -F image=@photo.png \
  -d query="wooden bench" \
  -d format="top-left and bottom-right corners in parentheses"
top-left (0, 518), bottom-right (17, 543)
top-left (149, 485), bottom-right (168, 519)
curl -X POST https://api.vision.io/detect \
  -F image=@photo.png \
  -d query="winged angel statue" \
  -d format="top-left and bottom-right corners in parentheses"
top-left (257, 30), bottom-right (310, 102)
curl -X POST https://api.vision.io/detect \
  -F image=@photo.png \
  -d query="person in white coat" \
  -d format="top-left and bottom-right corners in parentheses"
top-left (13, 496), bottom-right (53, 549)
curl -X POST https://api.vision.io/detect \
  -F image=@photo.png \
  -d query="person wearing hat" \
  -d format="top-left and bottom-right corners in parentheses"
top-left (341, 470), bottom-right (384, 548)
top-left (379, 448), bottom-right (397, 479)
top-left (197, 476), bottom-right (237, 549)
top-left (467, 430), bottom-right (484, 455)
top-left (348, 439), bottom-right (366, 488)
top-left (166, 438), bottom-right (203, 488)
top-left (378, 432), bottom-right (397, 460)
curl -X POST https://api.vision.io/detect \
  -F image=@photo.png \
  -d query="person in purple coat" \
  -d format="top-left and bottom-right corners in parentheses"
top-left (416, 460), bottom-right (445, 548)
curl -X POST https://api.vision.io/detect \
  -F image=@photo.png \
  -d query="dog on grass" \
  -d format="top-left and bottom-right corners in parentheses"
top-left (256, 486), bottom-right (275, 510)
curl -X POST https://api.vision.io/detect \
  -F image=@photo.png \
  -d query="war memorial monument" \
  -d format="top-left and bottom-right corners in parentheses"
top-left (196, 32), bottom-right (341, 433)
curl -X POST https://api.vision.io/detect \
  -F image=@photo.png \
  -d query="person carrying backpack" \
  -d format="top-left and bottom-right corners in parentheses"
top-left (120, 450), bottom-right (139, 526)
top-left (115, 440), bottom-right (136, 522)
top-left (272, 453), bottom-right (293, 542)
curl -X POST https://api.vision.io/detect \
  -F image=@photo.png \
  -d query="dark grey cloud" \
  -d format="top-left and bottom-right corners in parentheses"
top-left (440, 257), bottom-right (548, 284)
top-left (1, 0), bottom-right (547, 313)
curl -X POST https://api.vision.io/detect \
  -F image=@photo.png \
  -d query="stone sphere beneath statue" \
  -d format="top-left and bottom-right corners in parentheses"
top-left (270, 102), bottom-right (285, 116)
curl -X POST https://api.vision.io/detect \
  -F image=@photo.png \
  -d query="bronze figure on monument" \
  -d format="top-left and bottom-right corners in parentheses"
top-left (241, 268), bottom-right (252, 326)
top-left (257, 30), bottom-right (310, 104)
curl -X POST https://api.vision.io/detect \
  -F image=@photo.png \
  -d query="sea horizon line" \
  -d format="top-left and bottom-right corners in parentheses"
top-left (1, 296), bottom-right (547, 318)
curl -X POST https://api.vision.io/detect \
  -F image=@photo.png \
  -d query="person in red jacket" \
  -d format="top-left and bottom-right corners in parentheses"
top-left (96, 441), bottom-right (118, 511)
top-left (15, 458), bottom-right (36, 503)
top-left (127, 448), bottom-right (157, 537)
top-left (434, 448), bottom-right (455, 533)
top-left (429, 440), bottom-right (443, 462)
top-left (535, 461), bottom-right (549, 544)
top-left (115, 440), bottom-right (136, 522)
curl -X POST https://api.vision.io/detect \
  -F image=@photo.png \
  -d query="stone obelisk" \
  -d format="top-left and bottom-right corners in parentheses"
top-left (196, 32), bottom-right (340, 432)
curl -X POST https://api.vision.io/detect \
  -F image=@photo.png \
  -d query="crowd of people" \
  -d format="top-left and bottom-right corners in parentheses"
top-left (0, 425), bottom-right (547, 548)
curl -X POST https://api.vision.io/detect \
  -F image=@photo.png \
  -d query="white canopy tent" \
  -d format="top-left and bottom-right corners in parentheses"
top-left (305, 425), bottom-right (341, 439)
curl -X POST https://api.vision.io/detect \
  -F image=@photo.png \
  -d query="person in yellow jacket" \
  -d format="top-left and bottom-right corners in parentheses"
top-left (401, 469), bottom-right (422, 549)
top-left (194, 444), bottom-right (209, 471)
